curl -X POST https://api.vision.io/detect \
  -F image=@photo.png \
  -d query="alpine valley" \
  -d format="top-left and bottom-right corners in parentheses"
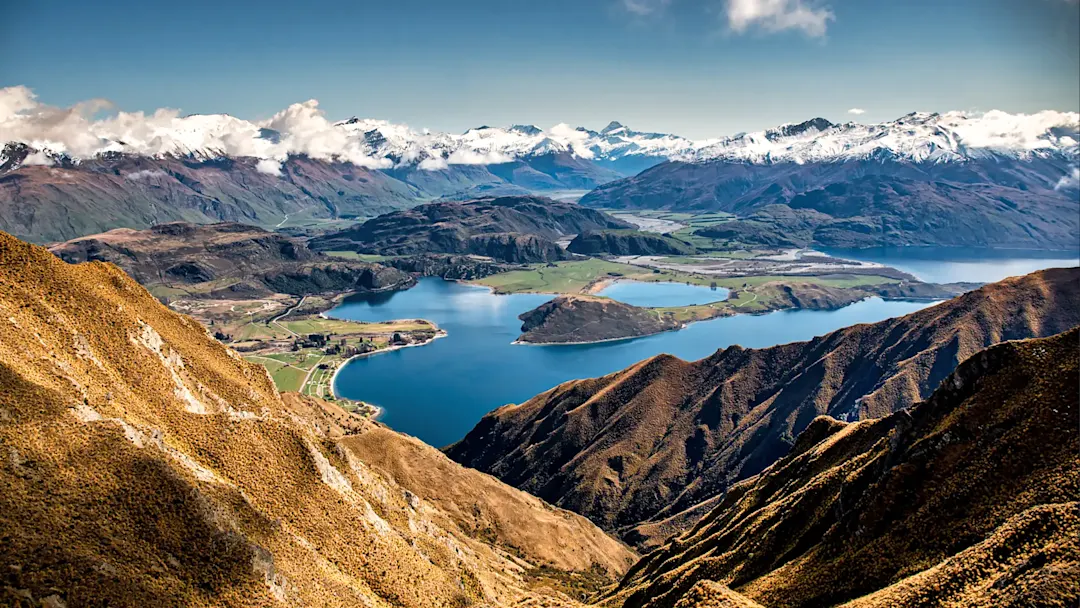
top-left (1, 75), bottom-right (1079, 608)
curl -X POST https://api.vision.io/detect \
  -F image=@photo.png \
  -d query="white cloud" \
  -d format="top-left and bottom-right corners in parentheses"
top-left (126, 169), bottom-right (168, 181)
top-left (446, 149), bottom-right (515, 165)
top-left (1056, 167), bottom-right (1080, 191)
top-left (622, 0), bottom-right (671, 15)
top-left (726, 0), bottom-right (834, 37)
top-left (0, 87), bottom-right (392, 170)
top-left (549, 123), bottom-right (596, 159)
top-left (418, 156), bottom-right (449, 170)
top-left (949, 110), bottom-right (1080, 151)
top-left (20, 150), bottom-right (54, 167)
top-left (255, 159), bottom-right (283, 176)
top-left (847, 108), bottom-right (866, 115)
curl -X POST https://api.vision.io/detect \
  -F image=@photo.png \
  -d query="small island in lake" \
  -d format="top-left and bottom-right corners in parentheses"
top-left (516, 294), bottom-right (682, 344)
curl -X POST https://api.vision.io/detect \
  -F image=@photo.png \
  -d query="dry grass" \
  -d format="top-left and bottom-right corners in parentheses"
top-left (0, 231), bottom-right (631, 607)
top-left (600, 329), bottom-right (1080, 607)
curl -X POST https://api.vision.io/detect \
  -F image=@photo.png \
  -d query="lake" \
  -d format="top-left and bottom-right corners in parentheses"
top-left (331, 279), bottom-right (934, 447)
top-left (820, 246), bottom-right (1080, 284)
top-left (596, 281), bottom-right (729, 307)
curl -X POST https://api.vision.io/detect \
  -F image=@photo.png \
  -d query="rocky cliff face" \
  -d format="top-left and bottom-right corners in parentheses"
top-left (382, 253), bottom-right (521, 280)
top-left (602, 328), bottom-right (1080, 608)
top-left (0, 231), bottom-right (634, 607)
top-left (447, 268), bottom-right (1080, 543)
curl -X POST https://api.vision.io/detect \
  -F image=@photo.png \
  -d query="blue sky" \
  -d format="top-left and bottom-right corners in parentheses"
top-left (4, 0), bottom-right (1078, 138)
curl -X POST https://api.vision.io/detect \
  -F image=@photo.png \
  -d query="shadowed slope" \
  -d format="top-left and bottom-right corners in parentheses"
top-left (447, 268), bottom-right (1080, 542)
top-left (49, 222), bottom-right (415, 297)
top-left (309, 195), bottom-right (633, 262)
top-left (0, 231), bottom-right (632, 607)
top-left (603, 328), bottom-right (1079, 607)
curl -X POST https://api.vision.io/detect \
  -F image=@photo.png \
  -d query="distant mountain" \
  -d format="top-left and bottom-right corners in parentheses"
top-left (578, 114), bottom-right (1080, 250)
top-left (308, 195), bottom-right (633, 263)
top-left (604, 327), bottom-right (1080, 608)
top-left (446, 268), bottom-right (1080, 544)
top-left (50, 222), bottom-right (415, 297)
top-left (0, 146), bottom-right (424, 244)
top-left (5, 98), bottom-right (1077, 245)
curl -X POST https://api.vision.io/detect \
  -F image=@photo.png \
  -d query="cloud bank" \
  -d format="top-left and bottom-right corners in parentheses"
top-left (0, 86), bottom-right (603, 172)
top-left (726, 0), bottom-right (834, 37)
top-left (847, 108), bottom-right (866, 115)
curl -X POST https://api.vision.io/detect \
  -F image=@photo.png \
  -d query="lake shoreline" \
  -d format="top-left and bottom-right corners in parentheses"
top-left (328, 328), bottom-right (448, 419)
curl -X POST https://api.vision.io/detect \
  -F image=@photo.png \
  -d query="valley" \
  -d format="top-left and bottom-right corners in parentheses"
top-left (2, 75), bottom-right (1079, 607)
top-left (3, 229), bottom-right (1077, 607)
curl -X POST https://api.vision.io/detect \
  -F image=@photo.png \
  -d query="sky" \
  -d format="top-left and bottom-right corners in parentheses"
top-left (3, 0), bottom-right (1078, 139)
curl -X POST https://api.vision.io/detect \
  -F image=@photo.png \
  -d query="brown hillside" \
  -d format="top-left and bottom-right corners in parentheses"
top-left (0, 231), bottom-right (632, 607)
top-left (447, 268), bottom-right (1080, 543)
top-left (602, 328), bottom-right (1080, 607)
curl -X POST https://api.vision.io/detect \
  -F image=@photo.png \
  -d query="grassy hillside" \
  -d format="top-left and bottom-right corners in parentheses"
top-left (603, 329), bottom-right (1079, 607)
top-left (0, 231), bottom-right (633, 607)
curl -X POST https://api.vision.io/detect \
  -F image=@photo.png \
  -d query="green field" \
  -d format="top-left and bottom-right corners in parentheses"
top-left (475, 259), bottom-right (666, 293)
top-left (230, 316), bottom-right (431, 342)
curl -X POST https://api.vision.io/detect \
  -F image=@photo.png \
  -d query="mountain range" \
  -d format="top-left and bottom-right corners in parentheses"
top-left (0, 230), bottom-right (634, 606)
top-left (49, 222), bottom-right (416, 298)
top-left (3, 96), bottom-right (1078, 246)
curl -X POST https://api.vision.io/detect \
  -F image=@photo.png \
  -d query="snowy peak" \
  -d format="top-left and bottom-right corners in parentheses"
top-left (766, 117), bottom-right (835, 141)
top-left (1, 86), bottom-right (1076, 172)
top-left (690, 110), bottom-right (1080, 164)
top-left (601, 121), bottom-right (627, 135)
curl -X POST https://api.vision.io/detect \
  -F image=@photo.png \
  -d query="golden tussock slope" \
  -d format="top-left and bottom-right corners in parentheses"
top-left (447, 268), bottom-right (1080, 545)
top-left (0, 231), bottom-right (631, 607)
top-left (603, 328), bottom-right (1079, 608)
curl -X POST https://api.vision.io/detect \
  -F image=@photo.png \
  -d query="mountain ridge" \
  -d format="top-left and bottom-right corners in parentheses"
top-left (447, 267), bottom-right (1080, 545)
top-left (601, 327), bottom-right (1079, 607)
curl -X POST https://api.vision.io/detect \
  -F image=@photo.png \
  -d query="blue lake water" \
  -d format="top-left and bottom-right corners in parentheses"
top-left (820, 247), bottom-right (1080, 284)
top-left (596, 281), bottom-right (729, 307)
top-left (330, 279), bottom-right (935, 447)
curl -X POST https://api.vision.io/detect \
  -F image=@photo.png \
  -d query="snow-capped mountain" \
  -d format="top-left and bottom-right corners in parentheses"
top-left (2, 83), bottom-right (1078, 248)
top-left (686, 112), bottom-right (1079, 164)
top-left (578, 113), bottom-right (1080, 251)
top-left (4, 82), bottom-right (1073, 175)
